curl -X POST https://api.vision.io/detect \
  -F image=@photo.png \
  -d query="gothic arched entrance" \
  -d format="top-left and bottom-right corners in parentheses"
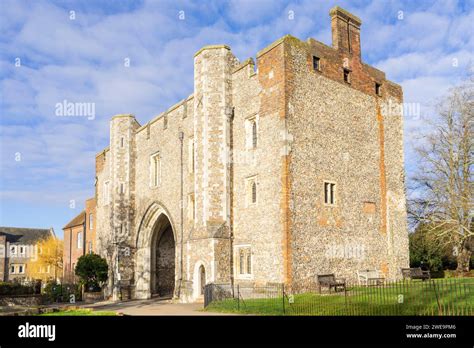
top-left (135, 202), bottom-right (177, 300)
top-left (151, 219), bottom-right (175, 297)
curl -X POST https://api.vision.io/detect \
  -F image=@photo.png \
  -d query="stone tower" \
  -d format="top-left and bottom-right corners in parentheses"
top-left (192, 46), bottom-right (239, 283)
top-left (109, 114), bottom-right (139, 299)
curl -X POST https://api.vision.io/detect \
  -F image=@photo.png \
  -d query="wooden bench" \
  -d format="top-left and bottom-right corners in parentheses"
top-left (317, 274), bottom-right (346, 293)
top-left (401, 267), bottom-right (431, 281)
top-left (357, 269), bottom-right (385, 286)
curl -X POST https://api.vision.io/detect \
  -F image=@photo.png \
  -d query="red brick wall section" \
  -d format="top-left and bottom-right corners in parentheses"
top-left (85, 198), bottom-right (97, 254)
top-left (62, 224), bottom-right (84, 281)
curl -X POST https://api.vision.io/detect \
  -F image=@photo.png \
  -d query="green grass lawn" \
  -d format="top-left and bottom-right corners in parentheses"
top-left (40, 309), bottom-right (118, 316)
top-left (205, 278), bottom-right (474, 316)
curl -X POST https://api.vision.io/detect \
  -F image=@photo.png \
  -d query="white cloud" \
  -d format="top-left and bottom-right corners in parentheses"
top-left (0, 0), bottom-right (472, 235)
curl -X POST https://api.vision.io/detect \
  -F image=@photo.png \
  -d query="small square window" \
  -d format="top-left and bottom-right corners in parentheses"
top-left (375, 83), bottom-right (382, 96)
top-left (324, 181), bottom-right (336, 205)
top-left (343, 69), bottom-right (350, 84)
top-left (313, 56), bottom-right (321, 71)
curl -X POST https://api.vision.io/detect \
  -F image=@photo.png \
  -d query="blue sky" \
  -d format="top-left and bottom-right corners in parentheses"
top-left (0, 0), bottom-right (473, 239)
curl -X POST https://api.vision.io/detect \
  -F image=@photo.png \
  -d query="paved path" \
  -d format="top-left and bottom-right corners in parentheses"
top-left (83, 298), bottom-right (234, 316)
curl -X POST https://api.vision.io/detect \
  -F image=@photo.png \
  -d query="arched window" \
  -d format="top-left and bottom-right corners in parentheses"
top-left (252, 120), bottom-right (257, 148)
top-left (251, 181), bottom-right (257, 204)
top-left (199, 265), bottom-right (206, 295)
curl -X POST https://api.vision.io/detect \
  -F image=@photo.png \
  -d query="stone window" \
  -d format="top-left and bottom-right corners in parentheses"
top-left (89, 213), bottom-right (93, 230)
top-left (246, 116), bottom-right (258, 149)
top-left (120, 183), bottom-right (124, 194)
top-left (104, 181), bottom-right (111, 205)
top-left (313, 56), bottom-right (321, 71)
top-left (88, 241), bottom-right (93, 254)
top-left (237, 247), bottom-right (252, 276)
top-left (120, 137), bottom-right (124, 147)
top-left (150, 152), bottom-right (161, 187)
top-left (10, 265), bottom-right (15, 273)
top-left (77, 232), bottom-right (83, 249)
top-left (188, 138), bottom-right (194, 173)
top-left (343, 69), bottom-right (351, 83)
top-left (375, 82), bottom-right (382, 96)
top-left (246, 176), bottom-right (258, 206)
top-left (324, 181), bottom-right (336, 205)
top-left (19, 246), bottom-right (25, 256)
top-left (10, 245), bottom-right (17, 256)
top-left (252, 121), bottom-right (258, 148)
top-left (251, 182), bottom-right (257, 204)
top-left (188, 193), bottom-right (195, 221)
top-left (18, 264), bottom-right (24, 274)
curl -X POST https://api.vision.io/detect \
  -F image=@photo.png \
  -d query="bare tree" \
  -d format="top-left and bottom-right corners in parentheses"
top-left (409, 76), bottom-right (473, 274)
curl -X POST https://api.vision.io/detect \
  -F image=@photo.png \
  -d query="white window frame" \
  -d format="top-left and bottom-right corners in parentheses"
top-left (18, 264), bottom-right (25, 274)
top-left (235, 245), bottom-right (253, 280)
top-left (77, 231), bottom-right (83, 249)
top-left (324, 181), bottom-right (337, 206)
top-left (10, 265), bottom-right (15, 274)
top-left (150, 152), bottom-right (161, 187)
top-left (10, 245), bottom-right (17, 256)
top-left (19, 246), bottom-right (25, 256)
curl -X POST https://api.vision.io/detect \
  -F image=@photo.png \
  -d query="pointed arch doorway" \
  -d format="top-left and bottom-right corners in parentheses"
top-left (135, 202), bottom-right (177, 300)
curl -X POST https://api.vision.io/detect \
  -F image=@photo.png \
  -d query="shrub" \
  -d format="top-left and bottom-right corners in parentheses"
top-left (43, 280), bottom-right (82, 302)
top-left (75, 253), bottom-right (108, 292)
top-left (0, 282), bottom-right (35, 296)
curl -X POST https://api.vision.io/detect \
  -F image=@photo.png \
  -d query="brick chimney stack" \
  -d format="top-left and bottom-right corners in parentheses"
top-left (330, 6), bottom-right (362, 59)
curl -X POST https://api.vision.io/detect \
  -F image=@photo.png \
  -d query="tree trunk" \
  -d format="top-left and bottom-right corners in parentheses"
top-left (456, 247), bottom-right (472, 274)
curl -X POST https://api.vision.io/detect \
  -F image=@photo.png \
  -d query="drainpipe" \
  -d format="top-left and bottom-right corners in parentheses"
top-left (83, 212), bottom-right (86, 256)
top-left (178, 131), bottom-right (184, 298)
top-left (69, 227), bottom-right (72, 281)
top-left (229, 107), bottom-right (235, 295)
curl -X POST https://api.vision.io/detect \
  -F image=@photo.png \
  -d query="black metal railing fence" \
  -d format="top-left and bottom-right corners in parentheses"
top-left (204, 278), bottom-right (474, 316)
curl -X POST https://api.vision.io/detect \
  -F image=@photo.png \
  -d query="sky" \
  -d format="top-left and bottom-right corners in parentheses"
top-left (0, 0), bottom-right (473, 239)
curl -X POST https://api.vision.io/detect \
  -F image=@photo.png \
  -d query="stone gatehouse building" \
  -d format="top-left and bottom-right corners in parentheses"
top-left (93, 7), bottom-right (409, 302)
